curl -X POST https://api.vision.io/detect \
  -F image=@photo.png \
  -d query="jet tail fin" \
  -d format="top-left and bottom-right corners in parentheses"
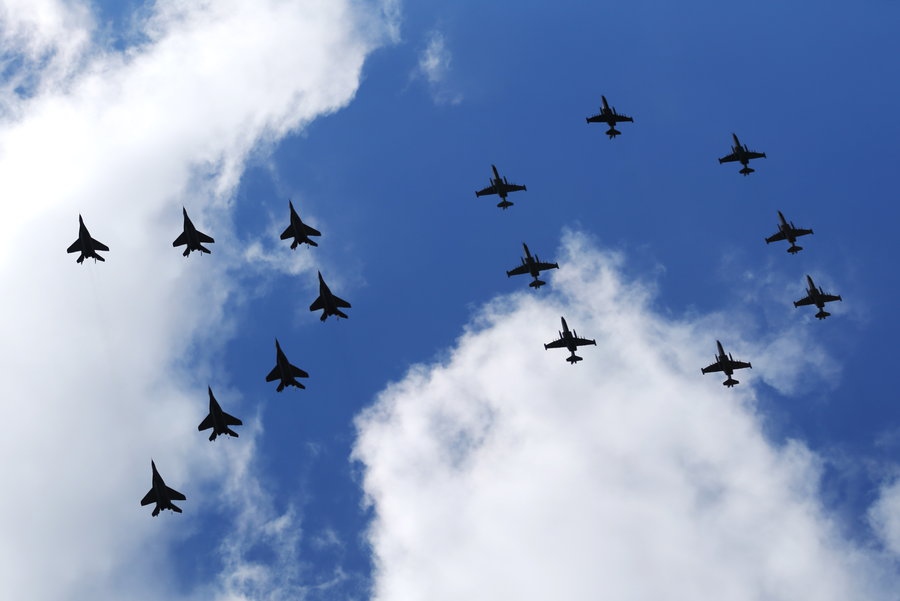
top-left (566, 354), bottom-right (583, 364)
top-left (529, 279), bottom-right (546, 289)
top-left (787, 245), bottom-right (803, 254)
top-left (815, 310), bottom-right (831, 320)
top-left (497, 199), bottom-right (513, 209)
top-left (724, 377), bottom-right (739, 387)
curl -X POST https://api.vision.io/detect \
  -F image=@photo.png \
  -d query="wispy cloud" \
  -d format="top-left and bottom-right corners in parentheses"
top-left (414, 30), bottom-right (461, 105)
top-left (354, 232), bottom-right (897, 601)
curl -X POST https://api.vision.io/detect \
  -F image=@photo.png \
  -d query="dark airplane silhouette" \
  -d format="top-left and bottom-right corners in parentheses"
top-left (700, 340), bottom-right (752, 388)
top-left (198, 386), bottom-right (242, 441)
top-left (475, 164), bottom-right (527, 209)
top-left (544, 316), bottom-right (596, 364)
top-left (718, 133), bottom-right (766, 175)
top-left (765, 211), bottom-right (813, 254)
top-left (281, 200), bottom-right (321, 249)
top-left (266, 338), bottom-right (309, 391)
top-left (794, 275), bottom-right (842, 319)
top-left (507, 243), bottom-right (559, 289)
top-left (309, 271), bottom-right (351, 321)
top-left (140, 460), bottom-right (186, 516)
top-left (586, 95), bottom-right (633, 138)
top-left (173, 207), bottom-right (214, 256)
top-left (67, 215), bottom-right (109, 263)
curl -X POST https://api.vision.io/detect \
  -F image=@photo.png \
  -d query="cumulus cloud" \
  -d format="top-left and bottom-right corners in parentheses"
top-left (354, 232), bottom-right (898, 601)
top-left (0, 0), bottom-right (394, 599)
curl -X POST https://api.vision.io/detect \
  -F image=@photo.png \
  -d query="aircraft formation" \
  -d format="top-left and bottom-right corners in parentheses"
top-left (67, 201), bottom-right (349, 515)
top-left (68, 94), bottom-right (842, 515)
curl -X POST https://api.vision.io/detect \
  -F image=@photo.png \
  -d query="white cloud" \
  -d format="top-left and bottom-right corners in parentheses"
top-left (414, 30), bottom-right (461, 105)
top-left (353, 232), bottom-right (897, 601)
top-left (0, 0), bottom-right (395, 599)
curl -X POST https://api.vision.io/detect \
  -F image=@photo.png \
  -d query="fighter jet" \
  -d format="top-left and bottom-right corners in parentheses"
top-left (140, 460), bottom-right (186, 517)
top-left (507, 243), bottom-right (559, 289)
top-left (794, 275), bottom-right (842, 319)
top-left (280, 200), bottom-right (321, 249)
top-left (586, 95), bottom-right (634, 139)
top-left (475, 164), bottom-right (527, 210)
top-left (700, 340), bottom-right (752, 388)
top-left (266, 338), bottom-right (309, 391)
top-left (172, 207), bottom-right (214, 256)
top-left (197, 386), bottom-right (242, 441)
top-left (544, 316), bottom-right (596, 364)
top-left (309, 271), bottom-right (351, 321)
top-left (765, 211), bottom-right (813, 254)
top-left (67, 215), bottom-right (109, 263)
top-left (718, 133), bottom-right (766, 175)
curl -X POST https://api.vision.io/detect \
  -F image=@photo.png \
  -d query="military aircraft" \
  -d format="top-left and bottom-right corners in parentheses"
top-left (67, 215), bottom-right (109, 263)
top-left (266, 338), bottom-right (309, 391)
top-left (766, 211), bottom-right (813, 254)
top-left (197, 386), bottom-right (242, 441)
top-left (309, 271), bottom-right (351, 321)
top-left (718, 133), bottom-right (766, 175)
top-left (475, 164), bottom-right (527, 209)
top-left (544, 316), bottom-right (596, 364)
top-left (281, 200), bottom-right (321, 249)
top-left (700, 340), bottom-right (752, 387)
top-left (140, 460), bottom-right (186, 517)
top-left (794, 275), bottom-right (842, 319)
top-left (507, 243), bottom-right (559, 289)
top-left (586, 95), bottom-right (633, 138)
top-left (173, 207), bottom-right (214, 256)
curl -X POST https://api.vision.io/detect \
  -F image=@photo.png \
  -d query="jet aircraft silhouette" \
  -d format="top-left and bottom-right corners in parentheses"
top-left (266, 339), bottom-right (309, 391)
top-left (475, 164), bottom-right (527, 209)
top-left (198, 386), bottom-right (242, 441)
top-left (544, 316), bottom-right (596, 364)
top-left (718, 133), bottom-right (766, 175)
top-left (309, 271), bottom-right (351, 321)
top-left (67, 215), bottom-right (109, 263)
top-left (765, 211), bottom-right (813, 254)
top-left (794, 275), bottom-right (842, 319)
top-left (700, 340), bottom-right (752, 387)
top-left (173, 207), bottom-right (214, 256)
top-left (140, 460), bottom-right (186, 516)
top-left (281, 200), bottom-right (321, 249)
top-left (586, 95), bottom-right (633, 138)
top-left (507, 243), bottom-right (559, 289)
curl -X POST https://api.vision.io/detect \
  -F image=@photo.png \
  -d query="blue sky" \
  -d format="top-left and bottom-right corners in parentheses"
top-left (2, 0), bottom-right (900, 599)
